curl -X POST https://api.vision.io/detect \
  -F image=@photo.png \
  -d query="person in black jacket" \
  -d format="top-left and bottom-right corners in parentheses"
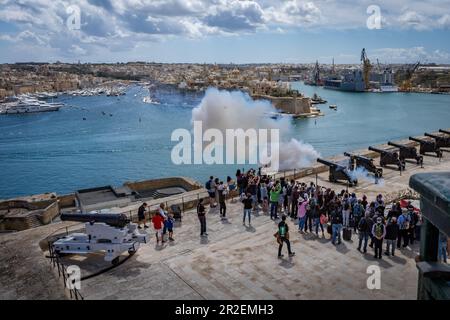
top-left (385, 217), bottom-right (399, 256)
top-left (357, 212), bottom-right (372, 253)
top-left (330, 207), bottom-right (343, 245)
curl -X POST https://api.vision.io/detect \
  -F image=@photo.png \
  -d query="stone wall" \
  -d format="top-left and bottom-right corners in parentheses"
top-left (252, 94), bottom-right (312, 115)
top-left (124, 176), bottom-right (202, 194)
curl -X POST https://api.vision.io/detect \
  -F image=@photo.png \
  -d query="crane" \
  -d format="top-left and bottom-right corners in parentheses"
top-left (400, 61), bottom-right (420, 92)
top-left (360, 48), bottom-right (372, 90)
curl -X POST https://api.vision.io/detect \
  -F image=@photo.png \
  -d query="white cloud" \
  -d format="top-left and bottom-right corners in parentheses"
top-left (373, 47), bottom-right (450, 63)
top-left (0, 0), bottom-right (450, 61)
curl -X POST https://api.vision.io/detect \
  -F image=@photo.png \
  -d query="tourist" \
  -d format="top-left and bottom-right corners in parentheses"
top-left (242, 192), bottom-right (253, 225)
top-left (357, 212), bottom-right (372, 253)
top-left (397, 208), bottom-right (411, 248)
top-left (361, 195), bottom-right (368, 210)
top-left (291, 185), bottom-right (300, 218)
top-left (260, 182), bottom-right (268, 204)
top-left (276, 215), bottom-right (295, 258)
top-left (438, 231), bottom-right (448, 263)
top-left (158, 203), bottom-right (168, 239)
top-left (214, 178), bottom-right (220, 207)
top-left (262, 196), bottom-right (269, 214)
top-left (385, 217), bottom-right (399, 256)
top-left (217, 181), bottom-right (227, 219)
top-left (226, 176), bottom-right (236, 201)
top-left (137, 202), bottom-right (148, 229)
top-left (312, 198), bottom-right (324, 236)
top-left (342, 202), bottom-right (351, 228)
top-left (206, 176), bottom-right (216, 208)
top-left (297, 197), bottom-right (307, 232)
top-left (270, 181), bottom-right (281, 220)
top-left (236, 169), bottom-right (244, 195)
top-left (352, 199), bottom-right (365, 233)
top-left (372, 217), bottom-right (386, 259)
top-left (165, 213), bottom-right (175, 241)
top-left (197, 198), bottom-right (208, 237)
top-left (330, 205), bottom-right (343, 245)
top-left (407, 205), bottom-right (418, 245)
top-left (152, 210), bottom-right (165, 245)
top-left (304, 200), bottom-right (313, 233)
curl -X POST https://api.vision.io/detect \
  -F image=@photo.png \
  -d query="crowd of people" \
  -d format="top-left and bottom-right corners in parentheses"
top-left (205, 168), bottom-right (449, 262)
top-left (135, 167), bottom-right (448, 263)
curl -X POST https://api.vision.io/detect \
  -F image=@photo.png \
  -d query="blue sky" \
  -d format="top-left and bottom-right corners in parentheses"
top-left (0, 0), bottom-right (449, 64)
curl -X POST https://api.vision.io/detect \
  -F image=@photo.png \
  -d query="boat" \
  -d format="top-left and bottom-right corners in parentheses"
top-left (311, 93), bottom-right (327, 104)
top-left (329, 104), bottom-right (337, 110)
top-left (142, 96), bottom-right (160, 104)
top-left (324, 70), bottom-right (365, 92)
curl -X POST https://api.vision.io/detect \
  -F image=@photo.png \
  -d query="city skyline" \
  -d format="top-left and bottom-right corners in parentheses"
top-left (0, 0), bottom-right (450, 64)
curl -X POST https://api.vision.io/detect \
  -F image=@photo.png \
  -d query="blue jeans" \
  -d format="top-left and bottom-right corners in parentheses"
top-left (358, 231), bottom-right (369, 251)
top-left (298, 216), bottom-right (306, 230)
top-left (332, 224), bottom-right (342, 244)
top-left (270, 201), bottom-right (278, 219)
top-left (243, 208), bottom-right (252, 224)
top-left (314, 218), bottom-right (324, 234)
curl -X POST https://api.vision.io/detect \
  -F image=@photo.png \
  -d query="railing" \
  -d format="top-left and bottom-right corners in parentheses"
top-left (47, 238), bottom-right (84, 300)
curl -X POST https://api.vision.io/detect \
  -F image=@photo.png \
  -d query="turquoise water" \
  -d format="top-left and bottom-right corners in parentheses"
top-left (0, 82), bottom-right (449, 199)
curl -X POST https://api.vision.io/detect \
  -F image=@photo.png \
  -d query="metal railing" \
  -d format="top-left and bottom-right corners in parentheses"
top-left (47, 239), bottom-right (84, 300)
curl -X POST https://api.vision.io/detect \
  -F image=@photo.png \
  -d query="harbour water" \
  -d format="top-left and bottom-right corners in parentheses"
top-left (0, 82), bottom-right (449, 199)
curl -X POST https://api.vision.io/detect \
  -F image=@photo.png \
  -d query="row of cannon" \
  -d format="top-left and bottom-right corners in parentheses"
top-left (317, 129), bottom-right (450, 186)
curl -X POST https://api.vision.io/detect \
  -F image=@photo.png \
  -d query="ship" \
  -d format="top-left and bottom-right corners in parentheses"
top-left (324, 69), bottom-right (365, 92)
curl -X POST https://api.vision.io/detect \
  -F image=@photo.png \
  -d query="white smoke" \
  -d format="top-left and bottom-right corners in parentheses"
top-left (348, 166), bottom-right (385, 186)
top-left (191, 88), bottom-right (320, 170)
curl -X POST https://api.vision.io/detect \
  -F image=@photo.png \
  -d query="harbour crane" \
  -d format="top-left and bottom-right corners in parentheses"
top-left (313, 60), bottom-right (320, 85)
top-left (400, 61), bottom-right (420, 92)
top-left (361, 48), bottom-right (372, 90)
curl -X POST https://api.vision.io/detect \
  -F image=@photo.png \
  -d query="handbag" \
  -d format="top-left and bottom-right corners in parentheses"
top-left (320, 214), bottom-right (328, 225)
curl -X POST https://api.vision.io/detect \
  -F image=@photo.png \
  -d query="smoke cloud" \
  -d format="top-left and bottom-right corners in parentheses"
top-left (191, 88), bottom-right (320, 171)
top-left (348, 166), bottom-right (385, 186)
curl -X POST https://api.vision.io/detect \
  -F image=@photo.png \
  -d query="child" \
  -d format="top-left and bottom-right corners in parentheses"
top-left (152, 211), bottom-right (164, 244)
top-left (262, 196), bottom-right (269, 214)
top-left (165, 213), bottom-right (175, 241)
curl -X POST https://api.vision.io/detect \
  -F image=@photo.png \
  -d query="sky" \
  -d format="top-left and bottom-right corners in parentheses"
top-left (0, 0), bottom-right (449, 64)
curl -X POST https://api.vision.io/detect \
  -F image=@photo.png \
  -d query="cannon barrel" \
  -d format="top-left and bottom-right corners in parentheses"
top-left (409, 136), bottom-right (429, 143)
top-left (387, 141), bottom-right (408, 149)
top-left (424, 132), bottom-right (442, 139)
top-left (439, 129), bottom-right (450, 135)
top-left (317, 158), bottom-right (340, 167)
top-left (368, 146), bottom-right (385, 153)
top-left (343, 152), bottom-right (354, 158)
top-left (345, 152), bottom-right (371, 161)
top-left (60, 213), bottom-right (130, 228)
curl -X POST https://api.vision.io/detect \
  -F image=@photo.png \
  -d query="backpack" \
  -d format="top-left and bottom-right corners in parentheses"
top-left (205, 180), bottom-right (211, 190)
top-left (358, 218), bottom-right (367, 232)
top-left (278, 224), bottom-right (287, 237)
top-left (374, 223), bottom-right (384, 238)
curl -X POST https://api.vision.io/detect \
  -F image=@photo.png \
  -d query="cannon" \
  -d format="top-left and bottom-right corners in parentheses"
top-left (368, 146), bottom-right (406, 171)
top-left (387, 141), bottom-right (423, 165)
top-left (344, 152), bottom-right (383, 178)
top-left (409, 136), bottom-right (442, 157)
top-left (317, 158), bottom-right (357, 186)
top-left (439, 129), bottom-right (450, 135)
top-left (424, 132), bottom-right (450, 148)
top-left (53, 212), bottom-right (148, 264)
top-left (60, 212), bottom-right (130, 228)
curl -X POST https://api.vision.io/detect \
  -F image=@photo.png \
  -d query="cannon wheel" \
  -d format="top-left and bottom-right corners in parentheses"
top-left (111, 257), bottom-right (120, 266)
top-left (128, 249), bottom-right (136, 256)
top-left (329, 175), bottom-right (336, 183)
